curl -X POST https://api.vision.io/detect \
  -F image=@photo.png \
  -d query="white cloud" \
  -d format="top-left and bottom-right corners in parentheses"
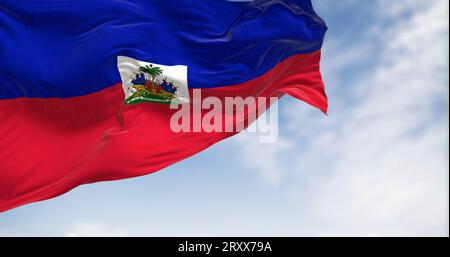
top-left (232, 0), bottom-right (449, 236)
top-left (234, 130), bottom-right (293, 186)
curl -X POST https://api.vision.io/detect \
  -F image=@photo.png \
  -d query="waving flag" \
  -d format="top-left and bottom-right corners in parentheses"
top-left (0, 0), bottom-right (327, 212)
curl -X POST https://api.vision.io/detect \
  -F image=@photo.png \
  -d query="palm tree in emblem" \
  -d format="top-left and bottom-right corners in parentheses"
top-left (139, 64), bottom-right (163, 92)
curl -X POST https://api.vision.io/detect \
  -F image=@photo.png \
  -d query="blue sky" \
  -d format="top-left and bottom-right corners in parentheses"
top-left (0, 0), bottom-right (448, 236)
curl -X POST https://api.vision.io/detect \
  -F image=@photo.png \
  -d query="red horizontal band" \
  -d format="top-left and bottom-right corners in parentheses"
top-left (0, 51), bottom-right (327, 212)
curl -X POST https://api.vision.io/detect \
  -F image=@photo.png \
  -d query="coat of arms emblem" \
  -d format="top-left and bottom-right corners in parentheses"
top-left (117, 56), bottom-right (190, 104)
